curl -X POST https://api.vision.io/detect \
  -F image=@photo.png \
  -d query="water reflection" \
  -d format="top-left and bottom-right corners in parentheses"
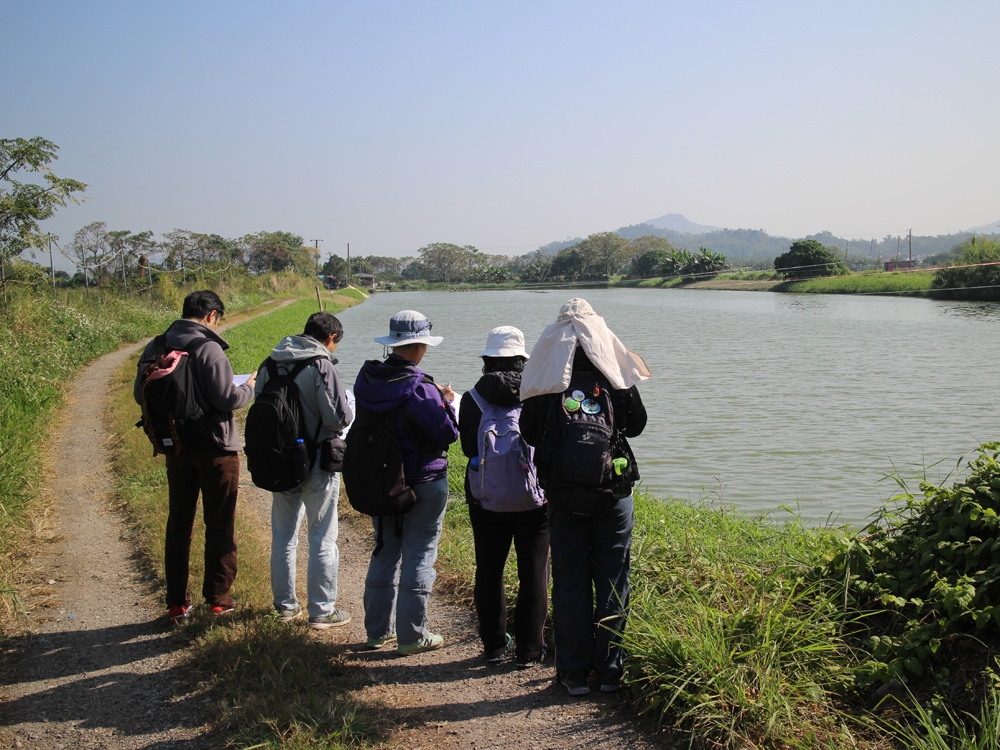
top-left (334, 288), bottom-right (1000, 526)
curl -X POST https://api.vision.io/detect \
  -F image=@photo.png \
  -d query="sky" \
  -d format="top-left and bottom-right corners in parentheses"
top-left (4, 1), bottom-right (999, 271)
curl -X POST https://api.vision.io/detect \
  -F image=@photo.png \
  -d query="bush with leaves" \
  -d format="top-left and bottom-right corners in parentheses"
top-left (931, 237), bottom-right (1000, 301)
top-left (821, 443), bottom-right (1000, 689)
top-left (774, 240), bottom-right (848, 278)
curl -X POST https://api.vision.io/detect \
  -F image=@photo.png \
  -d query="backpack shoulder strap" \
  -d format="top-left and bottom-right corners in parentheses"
top-left (468, 387), bottom-right (487, 411)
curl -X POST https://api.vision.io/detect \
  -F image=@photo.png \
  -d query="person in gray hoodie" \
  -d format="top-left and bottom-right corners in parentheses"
top-left (134, 290), bottom-right (256, 624)
top-left (253, 312), bottom-right (353, 629)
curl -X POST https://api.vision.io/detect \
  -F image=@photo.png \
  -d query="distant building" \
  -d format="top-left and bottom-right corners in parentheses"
top-left (355, 272), bottom-right (376, 291)
top-left (884, 260), bottom-right (917, 272)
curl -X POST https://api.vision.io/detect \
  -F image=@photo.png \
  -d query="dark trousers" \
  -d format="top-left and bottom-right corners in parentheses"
top-left (548, 495), bottom-right (633, 686)
top-left (468, 503), bottom-right (550, 662)
top-left (164, 450), bottom-right (240, 608)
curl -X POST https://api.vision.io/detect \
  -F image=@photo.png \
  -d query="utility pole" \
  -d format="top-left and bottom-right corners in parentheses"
top-left (48, 234), bottom-right (57, 299)
top-left (870, 238), bottom-right (874, 257)
top-left (908, 228), bottom-right (912, 261)
top-left (346, 243), bottom-right (351, 287)
top-left (311, 239), bottom-right (323, 277)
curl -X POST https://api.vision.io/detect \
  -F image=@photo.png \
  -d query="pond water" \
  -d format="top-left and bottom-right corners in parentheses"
top-left (332, 288), bottom-right (1000, 527)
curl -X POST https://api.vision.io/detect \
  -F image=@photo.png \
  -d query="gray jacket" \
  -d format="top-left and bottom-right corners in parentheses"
top-left (253, 334), bottom-right (352, 443)
top-left (134, 319), bottom-right (255, 452)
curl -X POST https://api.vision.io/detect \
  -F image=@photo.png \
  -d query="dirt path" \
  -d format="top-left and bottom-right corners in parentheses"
top-left (1, 298), bottom-right (674, 750)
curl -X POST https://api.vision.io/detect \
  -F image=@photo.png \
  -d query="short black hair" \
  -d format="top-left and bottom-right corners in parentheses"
top-left (182, 290), bottom-right (224, 320)
top-left (304, 312), bottom-right (343, 343)
top-left (482, 355), bottom-right (526, 375)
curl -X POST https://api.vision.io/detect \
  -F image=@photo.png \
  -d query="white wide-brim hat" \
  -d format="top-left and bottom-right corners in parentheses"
top-left (374, 309), bottom-right (444, 347)
top-left (480, 325), bottom-right (529, 359)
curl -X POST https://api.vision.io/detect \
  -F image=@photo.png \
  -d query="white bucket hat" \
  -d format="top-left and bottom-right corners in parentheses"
top-left (374, 310), bottom-right (444, 347)
top-left (480, 326), bottom-right (529, 359)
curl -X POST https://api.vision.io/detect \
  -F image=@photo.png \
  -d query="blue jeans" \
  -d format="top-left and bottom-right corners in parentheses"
top-left (270, 462), bottom-right (341, 619)
top-left (548, 494), bottom-right (634, 686)
top-left (363, 476), bottom-right (449, 647)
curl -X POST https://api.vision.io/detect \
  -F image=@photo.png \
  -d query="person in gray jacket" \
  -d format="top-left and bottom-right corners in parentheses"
top-left (254, 312), bottom-right (353, 629)
top-left (134, 290), bottom-right (256, 624)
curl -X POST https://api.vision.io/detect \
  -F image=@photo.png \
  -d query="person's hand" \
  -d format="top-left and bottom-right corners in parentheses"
top-left (245, 372), bottom-right (257, 389)
top-left (438, 382), bottom-right (455, 402)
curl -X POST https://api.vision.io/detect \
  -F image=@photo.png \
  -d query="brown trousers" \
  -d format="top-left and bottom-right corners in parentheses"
top-left (164, 450), bottom-right (240, 608)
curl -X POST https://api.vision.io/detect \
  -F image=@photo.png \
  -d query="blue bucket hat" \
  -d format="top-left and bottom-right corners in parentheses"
top-left (374, 310), bottom-right (444, 347)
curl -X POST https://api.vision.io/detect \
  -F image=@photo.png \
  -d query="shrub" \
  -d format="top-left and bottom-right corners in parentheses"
top-left (774, 240), bottom-right (848, 278)
top-left (931, 237), bottom-right (1000, 301)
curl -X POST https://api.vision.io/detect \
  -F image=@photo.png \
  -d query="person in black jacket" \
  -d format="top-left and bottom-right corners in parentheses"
top-left (459, 326), bottom-right (549, 667)
top-left (519, 299), bottom-right (649, 697)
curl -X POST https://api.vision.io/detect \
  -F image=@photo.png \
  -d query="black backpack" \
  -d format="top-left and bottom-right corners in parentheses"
top-left (136, 335), bottom-right (213, 456)
top-left (244, 357), bottom-right (323, 492)
top-left (540, 370), bottom-right (636, 516)
top-left (342, 404), bottom-right (417, 554)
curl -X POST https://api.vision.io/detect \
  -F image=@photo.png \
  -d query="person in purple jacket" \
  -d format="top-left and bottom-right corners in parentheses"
top-left (354, 310), bottom-right (458, 655)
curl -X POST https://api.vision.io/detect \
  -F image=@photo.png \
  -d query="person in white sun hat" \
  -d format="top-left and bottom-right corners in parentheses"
top-left (458, 326), bottom-right (549, 668)
top-left (352, 310), bottom-right (457, 656)
top-left (520, 298), bottom-right (649, 697)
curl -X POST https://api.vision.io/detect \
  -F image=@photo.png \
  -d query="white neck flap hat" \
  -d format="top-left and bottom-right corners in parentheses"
top-left (519, 298), bottom-right (651, 399)
top-left (480, 326), bottom-right (529, 359)
top-left (374, 310), bottom-right (444, 347)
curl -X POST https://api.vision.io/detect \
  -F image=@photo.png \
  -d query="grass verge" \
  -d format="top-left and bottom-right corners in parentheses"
top-left (773, 271), bottom-right (935, 295)
top-left (105, 293), bottom-right (388, 749)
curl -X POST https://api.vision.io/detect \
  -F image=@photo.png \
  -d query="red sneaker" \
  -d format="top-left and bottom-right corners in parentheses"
top-left (209, 602), bottom-right (236, 616)
top-left (167, 604), bottom-right (189, 624)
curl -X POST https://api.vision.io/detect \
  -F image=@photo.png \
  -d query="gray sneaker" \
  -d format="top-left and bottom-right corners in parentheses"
top-left (276, 607), bottom-right (304, 622)
top-left (308, 609), bottom-right (352, 629)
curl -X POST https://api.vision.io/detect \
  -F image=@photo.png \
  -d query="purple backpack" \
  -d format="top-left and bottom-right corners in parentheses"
top-left (468, 388), bottom-right (544, 512)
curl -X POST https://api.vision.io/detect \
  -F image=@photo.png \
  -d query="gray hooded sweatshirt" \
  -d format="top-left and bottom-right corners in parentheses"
top-left (134, 319), bottom-right (255, 452)
top-left (253, 334), bottom-right (352, 444)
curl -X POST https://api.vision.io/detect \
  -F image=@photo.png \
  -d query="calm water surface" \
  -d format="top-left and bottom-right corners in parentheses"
top-left (333, 289), bottom-right (1000, 526)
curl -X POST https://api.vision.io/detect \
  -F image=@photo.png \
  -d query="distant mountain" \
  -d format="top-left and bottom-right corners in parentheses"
top-left (644, 213), bottom-right (720, 234)
top-left (965, 219), bottom-right (1000, 235)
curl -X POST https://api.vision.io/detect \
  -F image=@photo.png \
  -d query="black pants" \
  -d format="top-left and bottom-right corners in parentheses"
top-left (468, 503), bottom-right (550, 662)
top-left (164, 449), bottom-right (240, 608)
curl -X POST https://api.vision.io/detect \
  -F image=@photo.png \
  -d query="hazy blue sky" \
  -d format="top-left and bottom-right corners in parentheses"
top-left (5, 1), bottom-right (998, 270)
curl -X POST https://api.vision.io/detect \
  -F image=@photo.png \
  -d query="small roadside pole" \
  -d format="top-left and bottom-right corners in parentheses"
top-left (315, 285), bottom-right (323, 311)
top-left (48, 234), bottom-right (57, 300)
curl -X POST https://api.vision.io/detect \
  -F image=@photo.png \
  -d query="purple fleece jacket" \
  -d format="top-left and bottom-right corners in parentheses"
top-left (354, 354), bottom-right (458, 484)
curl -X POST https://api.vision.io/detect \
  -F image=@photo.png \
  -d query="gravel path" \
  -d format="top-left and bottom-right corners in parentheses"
top-left (0, 339), bottom-right (211, 750)
top-left (1, 298), bottom-right (675, 750)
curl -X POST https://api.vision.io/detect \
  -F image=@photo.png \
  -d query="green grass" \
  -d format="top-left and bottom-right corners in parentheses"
top-left (774, 271), bottom-right (935, 295)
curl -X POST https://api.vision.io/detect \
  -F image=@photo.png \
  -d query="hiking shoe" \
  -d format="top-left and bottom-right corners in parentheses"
top-left (365, 634), bottom-right (397, 650)
top-left (559, 673), bottom-right (590, 697)
top-left (167, 604), bottom-right (189, 624)
top-left (397, 633), bottom-right (444, 655)
top-left (308, 609), bottom-right (352, 629)
top-left (276, 607), bottom-right (304, 622)
top-left (209, 602), bottom-right (236, 616)
top-left (600, 682), bottom-right (621, 693)
top-left (486, 633), bottom-right (513, 665)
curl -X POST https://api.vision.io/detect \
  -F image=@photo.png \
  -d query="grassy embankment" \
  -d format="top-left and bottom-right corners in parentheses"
top-left (105, 290), bottom-right (387, 750)
top-left (0, 272), bottom-right (315, 640)
top-left (612, 270), bottom-right (935, 296)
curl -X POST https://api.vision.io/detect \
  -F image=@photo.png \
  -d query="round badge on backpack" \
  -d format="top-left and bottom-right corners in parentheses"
top-left (581, 399), bottom-right (601, 414)
top-left (572, 390), bottom-right (585, 401)
top-left (564, 397), bottom-right (581, 412)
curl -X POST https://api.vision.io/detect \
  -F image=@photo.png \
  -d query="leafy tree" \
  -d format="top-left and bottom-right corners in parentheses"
top-left (418, 242), bottom-right (474, 282)
top-left (628, 236), bottom-right (676, 278)
top-left (932, 237), bottom-right (1000, 301)
top-left (322, 254), bottom-right (349, 286)
top-left (578, 232), bottom-right (628, 279)
top-left (1, 137), bottom-right (86, 267)
top-left (242, 231), bottom-right (306, 275)
top-left (67, 221), bottom-right (110, 294)
top-left (773, 240), bottom-right (847, 278)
